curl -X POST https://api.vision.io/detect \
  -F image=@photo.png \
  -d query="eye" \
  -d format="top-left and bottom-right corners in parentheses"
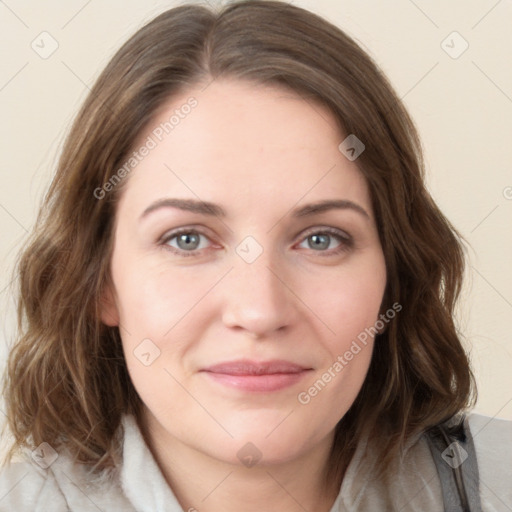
top-left (297, 228), bottom-right (353, 255)
top-left (160, 228), bottom-right (212, 256)
top-left (159, 226), bottom-right (353, 258)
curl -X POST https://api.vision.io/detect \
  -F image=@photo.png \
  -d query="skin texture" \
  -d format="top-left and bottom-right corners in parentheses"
top-left (101, 79), bottom-right (387, 512)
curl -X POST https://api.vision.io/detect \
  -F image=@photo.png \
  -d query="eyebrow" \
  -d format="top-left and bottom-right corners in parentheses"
top-left (139, 198), bottom-right (370, 221)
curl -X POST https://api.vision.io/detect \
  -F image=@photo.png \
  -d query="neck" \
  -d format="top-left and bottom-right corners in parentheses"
top-left (140, 414), bottom-right (341, 512)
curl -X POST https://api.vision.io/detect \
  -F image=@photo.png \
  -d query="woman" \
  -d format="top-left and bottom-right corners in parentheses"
top-left (1, 1), bottom-right (510, 511)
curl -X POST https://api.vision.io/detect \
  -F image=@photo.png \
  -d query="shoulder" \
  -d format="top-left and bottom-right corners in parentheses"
top-left (467, 411), bottom-right (512, 449)
top-left (0, 457), bottom-right (68, 512)
top-left (467, 412), bottom-right (512, 510)
top-left (0, 449), bottom-right (134, 511)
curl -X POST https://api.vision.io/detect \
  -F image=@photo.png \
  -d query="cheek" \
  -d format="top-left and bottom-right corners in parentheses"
top-left (306, 259), bottom-right (386, 352)
top-left (112, 261), bottom-right (207, 409)
top-left (112, 256), bottom-right (214, 339)
top-left (295, 269), bottom-right (385, 419)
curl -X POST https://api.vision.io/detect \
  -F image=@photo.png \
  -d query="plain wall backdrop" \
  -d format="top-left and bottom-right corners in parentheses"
top-left (1, 0), bottom-right (511, 459)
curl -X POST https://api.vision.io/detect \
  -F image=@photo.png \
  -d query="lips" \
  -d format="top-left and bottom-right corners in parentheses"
top-left (200, 359), bottom-right (312, 392)
top-left (202, 359), bottom-right (311, 375)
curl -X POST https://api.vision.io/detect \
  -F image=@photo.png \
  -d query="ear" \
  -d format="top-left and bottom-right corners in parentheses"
top-left (99, 282), bottom-right (120, 327)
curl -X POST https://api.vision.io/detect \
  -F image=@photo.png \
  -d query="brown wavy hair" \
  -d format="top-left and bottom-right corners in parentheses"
top-left (1, 0), bottom-right (475, 491)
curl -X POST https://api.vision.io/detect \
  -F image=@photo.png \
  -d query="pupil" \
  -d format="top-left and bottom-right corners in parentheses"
top-left (310, 234), bottom-right (329, 250)
top-left (178, 233), bottom-right (199, 250)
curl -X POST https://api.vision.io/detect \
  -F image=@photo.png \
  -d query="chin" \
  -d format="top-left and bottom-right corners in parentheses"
top-left (202, 421), bottom-right (319, 468)
top-left (213, 438), bottom-right (305, 468)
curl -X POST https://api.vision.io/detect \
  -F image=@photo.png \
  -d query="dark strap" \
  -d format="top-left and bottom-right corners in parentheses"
top-left (425, 415), bottom-right (483, 512)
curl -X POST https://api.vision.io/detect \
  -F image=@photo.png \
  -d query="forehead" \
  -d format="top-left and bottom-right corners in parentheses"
top-left (118, 79), bottom-right (371, 218)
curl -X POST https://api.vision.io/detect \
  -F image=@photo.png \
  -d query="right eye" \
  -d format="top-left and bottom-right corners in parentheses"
top-left (160, 228), bottom-right (214, 257)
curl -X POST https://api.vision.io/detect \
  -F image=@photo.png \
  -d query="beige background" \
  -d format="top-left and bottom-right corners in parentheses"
top-left (1, 0), bottom-right (511, 451)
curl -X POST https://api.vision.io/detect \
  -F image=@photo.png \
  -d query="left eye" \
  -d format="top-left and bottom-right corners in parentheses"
top-left (297, 231), bottom-right (345, 251)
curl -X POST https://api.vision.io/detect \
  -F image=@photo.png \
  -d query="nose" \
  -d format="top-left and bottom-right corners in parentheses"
top-left (220, 248), bottom-right (299, 338)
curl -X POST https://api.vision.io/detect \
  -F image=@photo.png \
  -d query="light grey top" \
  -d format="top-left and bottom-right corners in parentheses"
top-left (0, 412), bottom-right (510, 511)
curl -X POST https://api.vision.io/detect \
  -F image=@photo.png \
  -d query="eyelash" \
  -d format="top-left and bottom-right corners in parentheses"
top-left (158, 226), bottom-right (353, 258)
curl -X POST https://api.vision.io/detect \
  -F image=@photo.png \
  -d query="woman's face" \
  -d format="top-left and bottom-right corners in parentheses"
top-left (102, 79), bottom-right (387, 466)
